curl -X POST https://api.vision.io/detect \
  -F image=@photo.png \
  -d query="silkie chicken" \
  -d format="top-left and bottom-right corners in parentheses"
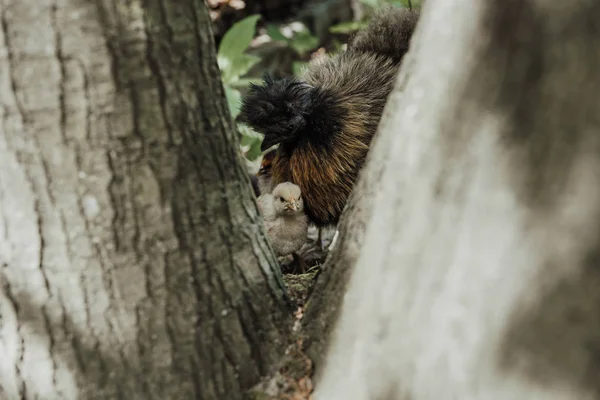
top-left (239, 6), bottom-right (419, 227)
top-left (257, 182), bottom-right (309, 272)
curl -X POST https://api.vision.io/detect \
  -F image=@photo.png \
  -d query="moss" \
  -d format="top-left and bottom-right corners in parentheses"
top-left (283, 269), bottom-right (319, 306)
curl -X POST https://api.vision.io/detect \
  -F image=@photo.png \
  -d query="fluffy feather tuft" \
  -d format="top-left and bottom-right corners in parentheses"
top-left (239, 75), bottom-right (344, 151)
top-left (347, 6), bottom-right (419, 63)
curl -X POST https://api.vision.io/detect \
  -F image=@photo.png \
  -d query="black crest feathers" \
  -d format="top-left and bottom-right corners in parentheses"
top-left (239, 74), bottom-right (342, 151)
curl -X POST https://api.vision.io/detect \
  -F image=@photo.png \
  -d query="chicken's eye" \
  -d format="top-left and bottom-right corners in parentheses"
top-left (279, 197), bottom-right (285, 202)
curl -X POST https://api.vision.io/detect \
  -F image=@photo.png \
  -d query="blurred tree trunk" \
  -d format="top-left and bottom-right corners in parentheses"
top-left (313, 0), bottom-right (600, 399)
top-left (0, 0), bottom-right (291, 399)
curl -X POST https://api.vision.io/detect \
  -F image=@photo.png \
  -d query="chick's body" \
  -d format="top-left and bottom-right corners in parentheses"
top-left (240, 7), bottom-right (419, 227)
top-left (258, 182), bottom-right (308, 257)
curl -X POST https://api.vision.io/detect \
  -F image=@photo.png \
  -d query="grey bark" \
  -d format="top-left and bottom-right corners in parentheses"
top-left (315, 1), bottom-right (600, 399)
top-left (0, 0), bottom-right (291, 399)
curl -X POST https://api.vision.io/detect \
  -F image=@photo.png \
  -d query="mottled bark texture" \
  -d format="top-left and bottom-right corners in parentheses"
top-left (315, 0), bottom-right (600, 399)
top-left (0, 0), bottom-right (291, 399)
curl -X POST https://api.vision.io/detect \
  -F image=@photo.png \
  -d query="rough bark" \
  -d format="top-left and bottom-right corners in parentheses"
top-left (0, 0), bottom-right (291, 399)
top-left (315, 1), bottom-right (600, 399)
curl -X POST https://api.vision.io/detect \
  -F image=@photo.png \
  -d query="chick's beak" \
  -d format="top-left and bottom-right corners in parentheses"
top-left (283, 201), bottom-right (297, 212)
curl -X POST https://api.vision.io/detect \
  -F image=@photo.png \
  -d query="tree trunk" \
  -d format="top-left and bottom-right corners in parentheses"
top-left (0, 1), bottom-right (291, 399)
top-left (315, 1), bottom-right (600, 399)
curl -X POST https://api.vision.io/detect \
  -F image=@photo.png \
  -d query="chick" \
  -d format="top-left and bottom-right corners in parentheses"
top-left (255, 149), bottom-right (330, 252)
top-left (240, 7), bottom-right (419, 227)
top-left (257, 182), bottom-right (309, 272)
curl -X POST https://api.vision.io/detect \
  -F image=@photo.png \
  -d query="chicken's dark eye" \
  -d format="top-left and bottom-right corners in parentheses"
top-left (279, 197), bottom-right (285, 202)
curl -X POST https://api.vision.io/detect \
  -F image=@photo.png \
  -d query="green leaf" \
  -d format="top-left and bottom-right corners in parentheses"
top-left (386, 0), bottom-right (420, 7)
top-left (266, 23), bottom-right (288, 43)
top-left (292, 61), bottom-right (307, 76)
top-left (239, 124), bottom-right (263, 139)
top-left (239, 125), bottom-right (264, 161)
top-left (224, 86), bottom-right (242, 119)
top-left (217, 14), bottom-right (261, 76)
top-left (240, 133), bottom-right (254, 147)
top-left (246, 137), bottom-right (263, 161)
top-left (329, 20), bottom-right (369, 34)
top-left (386, 0), bottom-right (406, 7)
top-left (359, 0), bottom-right (380, 7)
top-left (222, 54), bottom-right (261, 84)
top-left (289, 30), bottom-right (319, 55)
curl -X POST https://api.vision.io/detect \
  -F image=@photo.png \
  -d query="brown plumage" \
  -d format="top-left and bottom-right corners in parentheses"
top-left (240, 7), bottom-right (419, 227)
top-left (250, 148), bottom-right (277, 198)
top-left (256, 148), bottom-right (277, 194)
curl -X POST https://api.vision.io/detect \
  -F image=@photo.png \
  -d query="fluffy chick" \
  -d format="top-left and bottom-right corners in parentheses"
top-left (240, 7), bottom-right (419, 227)
top-left (257, 182), bottom-right (309, 270)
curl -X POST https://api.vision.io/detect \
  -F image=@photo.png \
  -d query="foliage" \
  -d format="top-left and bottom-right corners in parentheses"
top-left (218, 14), bottom-right (262, 84)
top-left (387, 0), bottom-right (421, 7)
top-left (239, 124), bottom-right (263, 161)
top-left (266, 22), bottom-right (320, 79)
top-left (217, 15), bottom-right (323, 162)
top-left (329, 0), bottom-right (421, 34)
top-left (265, 22), bottom-right (319, 57)
top-left (217, 14), bottom-right (264, 160)
top-left (329, 20), bottom-right (369, 34)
